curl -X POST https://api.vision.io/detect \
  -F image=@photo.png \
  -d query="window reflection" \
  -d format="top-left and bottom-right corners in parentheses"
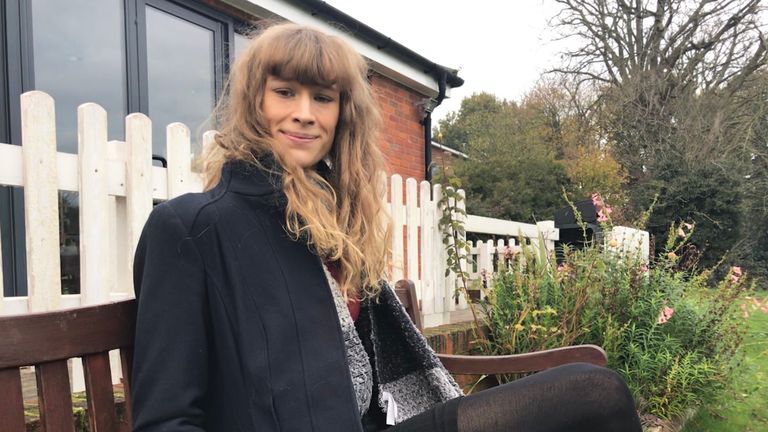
top-left (59, 192), bottom-right (80, 295)
top-left (146, 6), bottom-right (215, 158)
top-left (31, 0), bottom-right (126, 154)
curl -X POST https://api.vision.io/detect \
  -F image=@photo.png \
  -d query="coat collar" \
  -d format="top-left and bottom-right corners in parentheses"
top-left (219, 155), bottom-right (332, 204)
top-left (221, 158), bottom-right (285, 198)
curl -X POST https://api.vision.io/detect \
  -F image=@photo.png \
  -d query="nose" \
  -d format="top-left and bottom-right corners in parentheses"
top-left (292, 93), bottom-right (315, 125)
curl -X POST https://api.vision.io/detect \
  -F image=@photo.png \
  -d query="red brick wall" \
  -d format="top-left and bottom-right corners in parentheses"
top-left (370, 73), bottom-right (426, 181)
top-left (431, 146), bottom-right (460, 172)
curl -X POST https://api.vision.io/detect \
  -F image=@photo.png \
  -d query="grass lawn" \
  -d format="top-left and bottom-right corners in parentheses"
top-left (682, 292), bottom-right (768, 432)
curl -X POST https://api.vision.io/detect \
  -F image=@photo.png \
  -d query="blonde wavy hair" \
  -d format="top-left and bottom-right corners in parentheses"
top-left (202, 23), bottom-right (392, 300)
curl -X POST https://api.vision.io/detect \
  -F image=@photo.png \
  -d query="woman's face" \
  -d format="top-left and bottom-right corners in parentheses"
top-left (263, 75), bottom-right (341, 169)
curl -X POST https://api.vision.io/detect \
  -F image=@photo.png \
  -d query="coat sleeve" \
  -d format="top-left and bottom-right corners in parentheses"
top-left (131, 202), bottom-right (210, 431)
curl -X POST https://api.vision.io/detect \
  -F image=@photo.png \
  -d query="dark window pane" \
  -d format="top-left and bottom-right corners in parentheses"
top-left (146, 6), bottom-right (215, 157)
top-left (1, 187), bottom-right (27, 297)
top-left (30, 0), bottom-right (127, 154)
top-left (59, 191), bottom-right (79, 294)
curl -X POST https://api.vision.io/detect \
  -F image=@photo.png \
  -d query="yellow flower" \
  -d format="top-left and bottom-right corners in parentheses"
top-left (513, 323), bottom-right (525, 331)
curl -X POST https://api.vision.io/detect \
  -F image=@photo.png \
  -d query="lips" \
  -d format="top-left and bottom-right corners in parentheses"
top-left (281, 130), bottom-right (318, 144)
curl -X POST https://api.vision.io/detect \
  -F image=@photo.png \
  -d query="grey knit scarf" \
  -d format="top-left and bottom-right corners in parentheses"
top-left (323, 267), bottom-right (463, 425)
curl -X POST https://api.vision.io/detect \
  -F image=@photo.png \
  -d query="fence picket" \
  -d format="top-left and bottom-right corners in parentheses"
top-left (431, 183), bottom-right (448, 325)
top-left (21, 91), bottom-right (62, 312)
top-left (390, 174), bottom-right (404, 282)
top-left (78, 103), bottom-right (111, 305)
top-left (105, 141), bottom-right (130, 300)
top-left (419, 181), bottom-right (434, 315)
top-left (125, 114), bottom-right (153, 296)
top-left (405, 178), bottom-right (419, 298)
top-left (166, 123), bottom-right (191, 199)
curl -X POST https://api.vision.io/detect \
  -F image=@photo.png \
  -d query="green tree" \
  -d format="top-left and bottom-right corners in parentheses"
top-left (435, 92), bottom-right (572, 222)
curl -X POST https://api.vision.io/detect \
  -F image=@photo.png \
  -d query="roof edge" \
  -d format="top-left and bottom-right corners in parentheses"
top-left (286, 0), bottom-right (464, 88)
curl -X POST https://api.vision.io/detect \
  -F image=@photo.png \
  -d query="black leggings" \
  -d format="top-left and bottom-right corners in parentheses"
top-left (387, 363), bottom-right (642, 432)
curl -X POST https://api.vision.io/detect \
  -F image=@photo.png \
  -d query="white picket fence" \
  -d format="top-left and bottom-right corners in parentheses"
top-left (0, 91), bottom-right (564, 329)
top-left (1, 92), bottom-right (654, 395)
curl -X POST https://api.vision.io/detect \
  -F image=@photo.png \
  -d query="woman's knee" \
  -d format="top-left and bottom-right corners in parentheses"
top-left (550, 363), bottom-right (634, 403)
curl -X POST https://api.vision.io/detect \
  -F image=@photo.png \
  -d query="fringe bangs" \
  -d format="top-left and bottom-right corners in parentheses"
top-left (259, 28), bottom-right (356, 91)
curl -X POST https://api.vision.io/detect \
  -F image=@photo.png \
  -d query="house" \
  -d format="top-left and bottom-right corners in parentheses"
top-left (0, 0), bottom-right (464, 297)
top-left (430, 141), bottom-right (469, 178)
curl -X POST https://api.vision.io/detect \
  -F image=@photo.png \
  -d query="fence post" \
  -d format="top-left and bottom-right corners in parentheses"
top-left (536, 220), bottom-right (557, 255)
top-left (125, 114), bottom-right (153, 296)
top-left (21, 91), bottom-right (62, 312)
top-left (78, 103), bottom-right (110, 305)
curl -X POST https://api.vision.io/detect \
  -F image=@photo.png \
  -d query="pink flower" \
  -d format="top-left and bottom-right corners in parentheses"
top-left (639, 263), bottom-right (649, 273)
top-left (730, 266), bottom-right (743, 283)
top-left (657, 302), bottom-right (674, 325)
top-left (591, 193), bottom-right (602, 208)
top-left (479, 268), bottom-right (489, 288)
top-left (677, 227), bottom-right (686, 238)
top-left (592, 193), bottom-right (612, 223)
top-left (503, 246), bottom-right (519, 260)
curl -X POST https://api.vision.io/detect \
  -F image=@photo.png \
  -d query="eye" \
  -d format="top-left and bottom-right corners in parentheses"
top-left (273, 88), bottom-right (294, 98)
top-left (314, 93), bottom-right (336, 104)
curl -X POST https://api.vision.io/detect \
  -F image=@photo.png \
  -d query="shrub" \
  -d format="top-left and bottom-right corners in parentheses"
top-left (473, 223), bottom-right (750, 421)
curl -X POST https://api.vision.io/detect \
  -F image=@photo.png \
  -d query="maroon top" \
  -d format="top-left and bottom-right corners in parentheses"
top-left (326, 261), bottom-right (360, 321)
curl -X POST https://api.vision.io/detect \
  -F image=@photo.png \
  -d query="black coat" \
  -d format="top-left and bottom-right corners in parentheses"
top-left (131, 161), bottom-right (365, 431)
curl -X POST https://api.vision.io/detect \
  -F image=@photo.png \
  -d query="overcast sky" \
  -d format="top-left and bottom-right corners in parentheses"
top-left (325, 0), bottom-right (568, 122)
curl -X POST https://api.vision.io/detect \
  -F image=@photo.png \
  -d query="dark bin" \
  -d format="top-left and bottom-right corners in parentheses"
top-left (553, 199), bottom-right (603, 264)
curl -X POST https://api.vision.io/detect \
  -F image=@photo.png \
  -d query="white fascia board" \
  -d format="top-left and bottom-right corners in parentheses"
top-left (431, 141), bottom-right (468, 158)
top-left (222, 0), bottom-right (446, 98)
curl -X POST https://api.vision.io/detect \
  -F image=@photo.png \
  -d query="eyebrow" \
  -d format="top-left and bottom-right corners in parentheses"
top-left (268, 76), bottom-right (338, 91)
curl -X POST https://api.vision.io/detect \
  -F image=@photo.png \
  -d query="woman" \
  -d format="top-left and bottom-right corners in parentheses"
top-left (131, 23), bottom-right (642, 432)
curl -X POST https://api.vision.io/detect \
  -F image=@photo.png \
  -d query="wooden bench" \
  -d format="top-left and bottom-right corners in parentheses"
top-left (0, 301), bottom-right (135, 432)
top-left (0, 280), bottom-right (606, 431)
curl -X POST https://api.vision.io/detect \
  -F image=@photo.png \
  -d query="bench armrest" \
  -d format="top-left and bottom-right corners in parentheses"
top-left (437, 344), bottom-right (607, 375)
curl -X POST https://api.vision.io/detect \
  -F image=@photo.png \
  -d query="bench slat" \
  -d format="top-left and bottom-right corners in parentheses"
top-left (120, 348), bottom-right (134, 430)
top-left (36, 360), bottom-right (75, 432)
top-left (83, 352), bottom-right (118, 431)
top-left (0, 368), bottom-right (26, 431)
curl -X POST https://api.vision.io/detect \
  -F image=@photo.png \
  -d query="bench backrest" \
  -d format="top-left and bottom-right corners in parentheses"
top-left (394, 279), bottom-right (423, 332)
top-left (0, 300), bottom-right (136, 432)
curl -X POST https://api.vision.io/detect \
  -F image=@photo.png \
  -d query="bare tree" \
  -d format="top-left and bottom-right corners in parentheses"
top-left (552, 0), bottom-right (767, 92)
top-left (549, 0), bottom-right (767, 176)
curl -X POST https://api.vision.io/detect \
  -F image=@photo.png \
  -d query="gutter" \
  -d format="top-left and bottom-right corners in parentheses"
top-left (423, 70), bottom-right (446, 181)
